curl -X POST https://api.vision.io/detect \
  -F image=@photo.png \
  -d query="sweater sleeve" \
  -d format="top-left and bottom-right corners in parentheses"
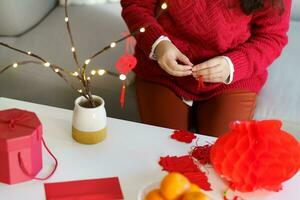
top-left (224, 0), bottom-right (291, 83)
top-left (121, 0), bottom-right (168, 57)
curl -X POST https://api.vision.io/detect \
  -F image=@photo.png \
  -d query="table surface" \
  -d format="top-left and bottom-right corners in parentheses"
top-left (0, 97), bottom-right (299, 200)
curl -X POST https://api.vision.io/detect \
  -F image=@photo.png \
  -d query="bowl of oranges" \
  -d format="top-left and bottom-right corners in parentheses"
top-left (139, 172), bottom-right (211, 200)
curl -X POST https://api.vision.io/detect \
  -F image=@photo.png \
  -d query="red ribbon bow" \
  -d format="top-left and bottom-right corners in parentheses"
top-left (0, 113), bottom-right (30, 130)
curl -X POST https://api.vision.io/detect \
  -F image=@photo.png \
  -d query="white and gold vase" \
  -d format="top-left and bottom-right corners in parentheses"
top-left (72, 95), bottom-right (107, 144)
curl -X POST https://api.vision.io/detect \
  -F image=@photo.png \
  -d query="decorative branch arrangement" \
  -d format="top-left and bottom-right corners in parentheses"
top-left (0, 1), bottom-right (168, 107)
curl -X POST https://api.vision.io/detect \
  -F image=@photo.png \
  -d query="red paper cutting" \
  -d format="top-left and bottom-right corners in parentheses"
top-left (171, 130), bottom-right (196, 143)
top-left (159, 155), bottom-right (199, 173)
top-left (44, 177), bottom-right (123, 200)
top-left (210, 120), bottom-right (300, 192)
top-left (184, 172), bottom-right (211, 191)
top-left (159, 155), bottom-right (212, 191)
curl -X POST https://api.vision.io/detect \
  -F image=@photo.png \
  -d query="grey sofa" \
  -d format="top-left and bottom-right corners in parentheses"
top-left (0, 1), bottom-right (299, 138)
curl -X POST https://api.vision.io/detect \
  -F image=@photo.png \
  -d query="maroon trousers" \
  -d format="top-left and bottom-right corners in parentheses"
top-left (136, 78), bottom-right (257, 137)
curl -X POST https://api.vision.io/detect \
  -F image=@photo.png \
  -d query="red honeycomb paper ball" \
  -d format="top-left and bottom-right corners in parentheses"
top-left (210, 120), bottom-right (300, 192)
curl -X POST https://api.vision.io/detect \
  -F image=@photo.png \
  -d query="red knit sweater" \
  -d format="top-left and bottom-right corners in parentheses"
top-left (121, 0), bottom-right (291, 100)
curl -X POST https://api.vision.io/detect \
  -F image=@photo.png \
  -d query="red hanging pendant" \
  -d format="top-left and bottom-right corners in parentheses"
top-left (116, 54), bottom-right (137, 75)
top-left (120, 83), bottom-right (126, 108)
top-left (115, 33), bottom-right (137, 108)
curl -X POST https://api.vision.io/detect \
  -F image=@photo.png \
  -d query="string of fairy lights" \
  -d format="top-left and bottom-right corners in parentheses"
top-left (0, 1), bottom-right (168, 107)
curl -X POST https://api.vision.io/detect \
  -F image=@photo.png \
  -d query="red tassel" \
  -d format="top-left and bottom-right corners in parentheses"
top-left (120, 83), bottom-right (126, 108)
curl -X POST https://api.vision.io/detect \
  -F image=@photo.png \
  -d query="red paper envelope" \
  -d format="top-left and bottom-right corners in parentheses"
top-left (44, 177), bottom-right (123, 200)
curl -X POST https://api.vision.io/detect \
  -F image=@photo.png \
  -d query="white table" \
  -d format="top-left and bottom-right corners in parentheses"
top-left (0, 97), bottom-right (299, 200)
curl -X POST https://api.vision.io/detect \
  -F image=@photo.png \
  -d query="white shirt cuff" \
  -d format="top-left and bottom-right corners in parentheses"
top-left (222, 56), bottom-right (234, 84)
top-left (149, 36), bottom-right (171, 60)
top-left (182, 98), bottom-right (193, 107)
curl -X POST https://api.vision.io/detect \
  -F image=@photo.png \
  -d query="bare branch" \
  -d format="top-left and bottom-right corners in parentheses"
top-left (0, 61), bottom-right (85, 100)
top-left (0, 42), bottom-right (48, 63)
top-left (0, 60), bottom-right (43, 74)
top-left (64, 0), bottom-right (80, 68)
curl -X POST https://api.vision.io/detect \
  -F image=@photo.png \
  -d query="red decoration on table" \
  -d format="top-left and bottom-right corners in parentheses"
top-left (171, 130), bottom-right (196, 143)
top-left (210, 120), bottom-right (300, 192)
top-left (44, 177), bottom-right (123, 200)
top-left (0, 109), bottom-right (57, 184)
top-left (159, 155), bottom-right (212, 190)
top-left (191, 144), bottom-right (212, 165)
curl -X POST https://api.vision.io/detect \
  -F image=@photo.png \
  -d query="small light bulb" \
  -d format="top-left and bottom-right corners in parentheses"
top-left (161, 2), bottom-right (168, 10)
top-left (13, 63), bottom-right (18, 68)
top-left (85, 59), bottom-right (91, 65)
top-left (119, 74), bottom-right (127, 81)
top-left (54, 68), bottom-right (60, 73)
top-left (91, 70), bottom-right (96, 76)
top-left (44, 62), bottom-right (50, 67)
top-left (27, 51), bottom-right (32, 55)
top-left (139, 27), bottom-right (146, 33)
top-left (110, 42), bottom-right (116, 48)
top-left (64, 17), bottom-right (69, 22)
top-left (78, 89), bottom-right (83, 93)
top-left (73, 71), bottom-right (79, 76)
top-left (98, 69), bottom-right (106, 76)
top-left (87, 77), bottom-right (91, 81)
top-left (71, 47), bottom-right (75, 52)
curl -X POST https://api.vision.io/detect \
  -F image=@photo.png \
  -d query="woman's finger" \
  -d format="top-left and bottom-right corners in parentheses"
top-left (192, 57), bottom-right (221, 72)
top-left (192, 65), bottom-right (223, 77)
top-left (202, 75), bottom-right (224, 83)
top-left (177, 52), bottom-right (193, 66)
top-left (160, 61), bottom-right (192, 77)
top-left (167, 59), bottom-right (192, 72)
top-left (166, 66), bottom-right (193, 77)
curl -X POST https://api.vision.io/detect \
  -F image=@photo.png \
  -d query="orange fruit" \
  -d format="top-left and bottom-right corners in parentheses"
top-left (181, 192), bottom-right (211, 200)
top-left (187, 184), bottom-right (201, 193)
top-left (160, 173), bottom-right (191, 200)
top-left (145, 189), bottom-right (165, 200)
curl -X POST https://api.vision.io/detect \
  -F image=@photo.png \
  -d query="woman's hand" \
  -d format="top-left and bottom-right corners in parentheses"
top-left (192, 56), bottom-right (230, 83)
top-left (155, 40), bottom-right (193, 77)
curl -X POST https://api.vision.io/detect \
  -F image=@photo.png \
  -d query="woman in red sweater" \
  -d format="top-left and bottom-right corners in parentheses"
top-left (121, 0), bottom-right (291, 137)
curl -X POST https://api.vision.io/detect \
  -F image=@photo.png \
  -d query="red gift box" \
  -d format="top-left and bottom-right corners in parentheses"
top-left (0, 108), bottom-right (43, 184)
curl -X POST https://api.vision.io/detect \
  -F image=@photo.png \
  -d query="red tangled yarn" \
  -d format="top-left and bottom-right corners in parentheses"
top-left (159, 155), bottom-right (211, 191)
top-left (210, 120), bottom-right (300, 192)
top-left (171, 130), bottom-right (196, 143)
top-left (191, 144), bottom-right (212, 165)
